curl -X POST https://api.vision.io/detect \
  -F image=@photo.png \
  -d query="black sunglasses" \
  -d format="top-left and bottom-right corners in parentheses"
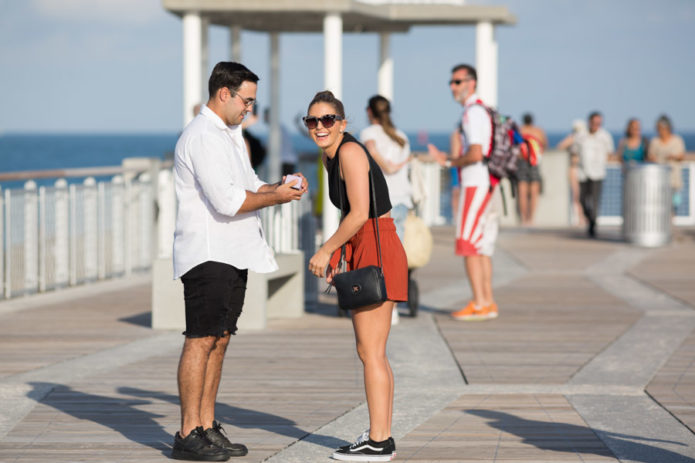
top-left (303, 114), bottom-right (344, 129)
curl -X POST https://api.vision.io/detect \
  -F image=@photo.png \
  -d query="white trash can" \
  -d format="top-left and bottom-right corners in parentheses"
top-left (622, 164), bottom-right (672, 247)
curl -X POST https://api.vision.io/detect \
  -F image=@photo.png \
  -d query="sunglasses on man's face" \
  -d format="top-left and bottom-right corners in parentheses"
top-left (303, 114), bottom-right (344, 130)
top-left (449, 78), bottom-right (472, 86)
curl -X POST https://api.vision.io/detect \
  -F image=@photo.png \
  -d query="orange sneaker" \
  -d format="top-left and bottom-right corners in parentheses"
top-left (452, 301), bottom-right (488, 321)
top-left (485, 302), bottom-right (498, 319)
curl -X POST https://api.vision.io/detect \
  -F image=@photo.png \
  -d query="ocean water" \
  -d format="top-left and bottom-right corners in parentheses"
top-left (1, 130), bottom-right (693, 176)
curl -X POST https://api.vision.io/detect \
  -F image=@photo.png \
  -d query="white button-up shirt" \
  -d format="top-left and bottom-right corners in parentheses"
top-left (573, 128), bottom-right (615, 181)
top-left (172, 105), bottom-right (278, 279)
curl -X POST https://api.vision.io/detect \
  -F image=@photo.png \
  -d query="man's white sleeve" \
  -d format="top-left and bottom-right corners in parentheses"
top-left (464, 106), bottom-right (491, 147)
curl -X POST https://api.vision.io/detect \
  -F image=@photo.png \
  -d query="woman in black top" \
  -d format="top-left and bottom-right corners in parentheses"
top-left (305, 91), bottom-right (407, 462)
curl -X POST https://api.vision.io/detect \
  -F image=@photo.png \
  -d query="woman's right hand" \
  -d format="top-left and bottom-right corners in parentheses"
top-left (309, 248), bottom-right (331, 278)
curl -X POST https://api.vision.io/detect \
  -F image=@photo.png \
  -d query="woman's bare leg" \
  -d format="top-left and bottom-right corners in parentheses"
top-left (351, 301), bottom-right (394, 442)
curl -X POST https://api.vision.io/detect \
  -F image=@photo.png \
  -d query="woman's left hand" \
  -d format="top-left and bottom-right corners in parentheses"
top-left (309, 248), bottom-right (331, 278)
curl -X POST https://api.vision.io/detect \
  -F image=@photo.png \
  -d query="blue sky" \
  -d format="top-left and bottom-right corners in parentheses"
top-left (1, 0), bottom-right (694, 134)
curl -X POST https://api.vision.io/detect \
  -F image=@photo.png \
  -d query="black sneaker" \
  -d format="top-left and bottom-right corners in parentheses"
top-left (204, 421), bottom-right (248, 457)
top-left (171, 426), bottom-right (231, 461)
top-left (332, 435), bottom-right (396, 461)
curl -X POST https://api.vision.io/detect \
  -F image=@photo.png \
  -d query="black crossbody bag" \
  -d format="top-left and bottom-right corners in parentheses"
top-left (331, 153), bottom-right (388, 311)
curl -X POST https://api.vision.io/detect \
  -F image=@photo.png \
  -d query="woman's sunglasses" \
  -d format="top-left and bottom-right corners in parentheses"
top-left (303, 114), bottom-right (344, 130)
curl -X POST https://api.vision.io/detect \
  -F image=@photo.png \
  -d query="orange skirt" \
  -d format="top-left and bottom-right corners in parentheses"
top-left (330, 218), bottom-right (408, 302)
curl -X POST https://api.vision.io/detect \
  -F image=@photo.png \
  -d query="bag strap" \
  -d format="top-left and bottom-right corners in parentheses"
top-left (337, 149), bottom-right (383, 270)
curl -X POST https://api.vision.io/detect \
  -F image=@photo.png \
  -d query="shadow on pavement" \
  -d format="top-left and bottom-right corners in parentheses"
top-left (29, 382), bottom-right (172, 456)
top-left (467, 409), bottom-right (691, 463)
top-left (118, 386), bottom-right (347, 449)
top-left (27, 382), bottom-right (345, 458)
top-left (118, 311), bottom-right (151, 327)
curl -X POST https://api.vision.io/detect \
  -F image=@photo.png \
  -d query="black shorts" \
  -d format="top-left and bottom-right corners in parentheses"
top-left (180, 261), bottom-right (248, 338)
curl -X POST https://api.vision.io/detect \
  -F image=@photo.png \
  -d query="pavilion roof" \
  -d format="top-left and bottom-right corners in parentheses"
top-left (161, 0), bottom-right (516, 33)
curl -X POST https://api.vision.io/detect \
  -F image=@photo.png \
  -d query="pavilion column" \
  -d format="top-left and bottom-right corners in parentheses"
top-left (268, 32), bottom-right (281, 182)
top-left (475, 21), bottom-right (498, 108)
top-left (182, 12), bottom-right (202, 127)
top-left (230, 25), bottom-right (242, 62)
top-left (201, 17), bottom-right (209, 102)
top-left (378, 32), bottom-right (394, 101)
top-left (322, 13), bottom-right (342, 238)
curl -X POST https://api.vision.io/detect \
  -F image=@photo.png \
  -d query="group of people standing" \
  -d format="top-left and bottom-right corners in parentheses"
top-left (169, 61), bottom-right (500, 462)
top-left (560, 112), bottom-right (686, 237)
top-left (167, 59), bottom-right (688, 462)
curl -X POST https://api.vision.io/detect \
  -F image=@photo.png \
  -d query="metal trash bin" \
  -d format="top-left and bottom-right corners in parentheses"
top-left (622, 164), bottom-right (672, 247)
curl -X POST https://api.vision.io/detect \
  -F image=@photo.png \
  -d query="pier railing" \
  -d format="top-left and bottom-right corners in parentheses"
top-left (0, 160), bottom-right (311, 301)
top-left (0, 165), bottom-right (157, 299)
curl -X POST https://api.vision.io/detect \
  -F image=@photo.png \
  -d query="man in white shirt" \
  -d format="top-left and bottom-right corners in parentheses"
top-left (171, 62), bottom-right (307, 461)
top-left (428, 64), bottom-right (499, 321)
top-left (572, 112), bottom-right (614, 237)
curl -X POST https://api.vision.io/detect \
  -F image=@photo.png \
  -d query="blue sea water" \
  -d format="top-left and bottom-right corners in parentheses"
top-left (1, 130), bottom-right (694, 177)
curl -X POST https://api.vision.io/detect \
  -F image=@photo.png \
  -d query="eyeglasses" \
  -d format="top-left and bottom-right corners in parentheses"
top-left (231, 90), bottom-right (256, 107)
top-left (302, 114), bottom-right (344, 130)
top-left (449, 78), bottom-right (472, 86)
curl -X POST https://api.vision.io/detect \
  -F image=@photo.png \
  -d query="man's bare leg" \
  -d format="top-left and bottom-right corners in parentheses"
top-left (177, 336), bottom-right (217, 437)
top-left (465, 255), bottom-right (486, 308)
top-left (200, 334), bottom-right (231, 429)
top-left (481, 255), bottom-right (494, 306)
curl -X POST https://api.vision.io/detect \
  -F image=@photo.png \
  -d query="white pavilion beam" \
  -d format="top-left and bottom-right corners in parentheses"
top-left (268, 32), bottom-right (281, 182)
top-left (230, 25), bottom-right (242, 62)
top-left (201, 17), bottom-right (209, 103)
top-left (322, 13), bottom-right (342, 238)
top-left (182, 12), bottom-right (202, 127)
top-left (378, 32), bottom-right (393, 101)
top-left (475, 21), bottom-right (498, 108)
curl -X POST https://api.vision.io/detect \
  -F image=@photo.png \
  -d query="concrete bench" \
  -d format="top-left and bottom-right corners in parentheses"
top-left (151, 251), bottom-right (305, 332)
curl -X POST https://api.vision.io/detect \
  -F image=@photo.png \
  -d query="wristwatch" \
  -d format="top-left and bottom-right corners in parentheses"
top-left (444, 160), bottom-right (452, 168)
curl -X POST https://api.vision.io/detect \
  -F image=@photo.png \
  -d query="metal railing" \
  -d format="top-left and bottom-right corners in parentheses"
top-left (1, 168), bottom-right (155, 299)
top-left (2, 156), bottom-right (440, 301)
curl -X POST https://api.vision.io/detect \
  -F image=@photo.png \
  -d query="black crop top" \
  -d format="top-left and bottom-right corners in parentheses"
top-left (325, 132), bottom-right (392, 218)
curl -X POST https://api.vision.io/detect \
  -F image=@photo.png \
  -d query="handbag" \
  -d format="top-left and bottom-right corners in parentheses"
top-left (403, 212), bottom-right (432, 269)
top-left (331, 152), bottom-right (388, 311)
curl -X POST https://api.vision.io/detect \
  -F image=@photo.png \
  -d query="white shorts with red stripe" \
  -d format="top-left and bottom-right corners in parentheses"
top-left (454, 185), bottom-right (499, 256)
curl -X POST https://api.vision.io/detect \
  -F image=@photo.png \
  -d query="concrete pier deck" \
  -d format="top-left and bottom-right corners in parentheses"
top-left (1, 226), bottom-right (694, 462)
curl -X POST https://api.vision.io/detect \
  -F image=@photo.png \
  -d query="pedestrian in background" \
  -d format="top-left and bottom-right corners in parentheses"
top-left (360, 95), bottom-right (412, 242)
top-left (616, 118), bottom-right (648, 166)
top-left (517, 113), bottom-right (547, 226)
top-left (557, 120), bottom-right (588, 226)
top-left (648, 115), bottom-right (686, 212)
top-left (428, 64), bottom-right (499, 321)
top-left (360, 95), bottom-right (412, 326)
top-left (572, 111), bottom-right (614, 238)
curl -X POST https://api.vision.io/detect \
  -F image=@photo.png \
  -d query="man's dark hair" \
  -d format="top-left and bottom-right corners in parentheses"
top-left (451, 64), bottom-right (477, 82)
top-left (208, 62), bottom-right (259, 99)
top-left (522, 113), bottom-right (533, 125)
top-left (588, 111), bottom-right (602, 121)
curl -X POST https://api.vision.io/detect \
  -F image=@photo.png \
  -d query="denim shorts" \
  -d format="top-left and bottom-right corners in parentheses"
top-left (515, 158), bottom-right (542, 183)
top-left (180, 261), bottom-right (247, 338)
